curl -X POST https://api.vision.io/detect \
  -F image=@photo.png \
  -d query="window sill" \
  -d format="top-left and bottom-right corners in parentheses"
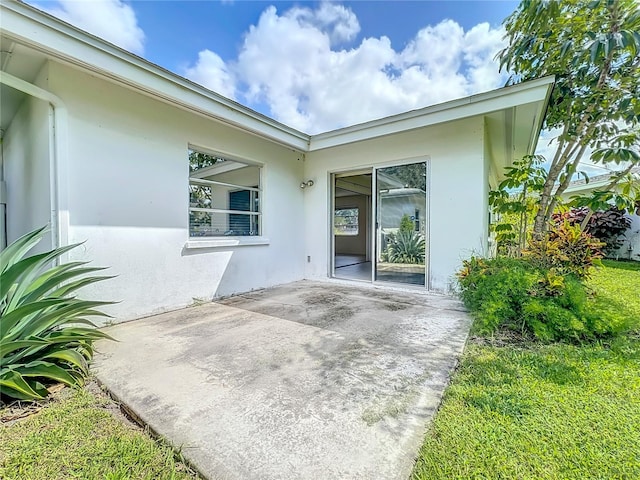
top-left (185, 237), bottom-right (270, 249)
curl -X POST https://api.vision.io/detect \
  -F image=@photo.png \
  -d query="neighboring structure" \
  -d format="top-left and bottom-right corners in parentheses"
top-left (0, 1), bottom-right (554, 323)
top-left (563, 166), bottom-right (640, 261)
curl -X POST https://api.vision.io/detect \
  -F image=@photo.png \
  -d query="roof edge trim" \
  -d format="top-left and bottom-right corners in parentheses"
top-left (308, 76), bottom-right (555, 151)
top-left (1, 0), bottom-right (310, 150)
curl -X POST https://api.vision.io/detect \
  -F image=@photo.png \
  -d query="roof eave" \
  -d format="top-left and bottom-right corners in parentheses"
top-left (0, 2), bottom-right (555, 157)
top-left (308, 76), bottom-right (555, 152)
top-left (0, 0), bottom-right (310, 151)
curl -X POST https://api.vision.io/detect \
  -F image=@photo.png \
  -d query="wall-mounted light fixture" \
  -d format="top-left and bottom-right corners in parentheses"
top-left (300, 180), bottom-right (314, 189)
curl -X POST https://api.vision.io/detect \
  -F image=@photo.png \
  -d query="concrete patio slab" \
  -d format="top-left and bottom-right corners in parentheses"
top-left (93, 280), bottom-right (471, 480)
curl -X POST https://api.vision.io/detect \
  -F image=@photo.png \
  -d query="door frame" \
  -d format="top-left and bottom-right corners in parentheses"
top-left (371, 157), bottom-right (431, 289)
top-left (329, 168), bottom-right (373, 280)
top-left (328, 156), bottom-right (431, 289)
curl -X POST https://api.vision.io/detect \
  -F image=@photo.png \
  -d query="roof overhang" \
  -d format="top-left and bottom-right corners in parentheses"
top-left (0, 0), bottom-right (310, 150)
top-left (483, 79), bottom-right (554, 184)
top-left (309, 76), bottom-right (554, 155)
top-left (564, 177), bottom-right (612, 195)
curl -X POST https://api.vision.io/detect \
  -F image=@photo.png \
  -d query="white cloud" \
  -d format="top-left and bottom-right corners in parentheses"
top-left (183, 50), bottom-right (236, 100)
top-left (42, 0), bottom-right (145, 54)
top-left (185, 3), bottom-right (508, 133)
top-left (463, 23), bottom-right (508, 92)
top-left (294, 2), bottom-right (361, 45)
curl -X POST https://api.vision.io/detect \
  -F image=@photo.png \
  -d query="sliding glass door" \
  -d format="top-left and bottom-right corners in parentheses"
top-left (374, 162), bottom-right (427, 286)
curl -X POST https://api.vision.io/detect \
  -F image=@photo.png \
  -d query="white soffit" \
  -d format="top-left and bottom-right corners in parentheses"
top-left (309, 76), bottom-right (554, 152)
top-left (484, 78), bottom-right (553, 181)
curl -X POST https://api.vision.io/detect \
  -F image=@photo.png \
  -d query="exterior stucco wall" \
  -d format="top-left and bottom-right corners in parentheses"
top-left (483, 122), bottom-right (495, 256)
top-left (304, 117), bottom-right (487, 292)
top-left (47, 62), bottom-right (306, 322)
top-left (2, 66), bottom-right (52, 252)
top-left (8, 60), bottom-right (494, 319)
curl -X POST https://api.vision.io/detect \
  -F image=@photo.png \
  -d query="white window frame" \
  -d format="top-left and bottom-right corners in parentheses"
top-left (334, 207), bottom-right (359, 236)
top-left (186, 147), bottom-right (268, 248)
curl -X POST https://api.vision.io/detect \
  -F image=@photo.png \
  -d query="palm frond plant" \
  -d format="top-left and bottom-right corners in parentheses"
top-left (1, 226), bottom-right (114, 402)
top-left (385, 231), bottom-right (426, 265)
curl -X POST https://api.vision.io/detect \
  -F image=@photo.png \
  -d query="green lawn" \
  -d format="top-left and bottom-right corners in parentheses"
top-left (412, 260), bottom-right (640, 479)
top-left (592, 260), bottom-right (640, 325)
top-left (2, 261), bottom-right (638, 479)
top-left (0, 384), bottom-right (198, 480)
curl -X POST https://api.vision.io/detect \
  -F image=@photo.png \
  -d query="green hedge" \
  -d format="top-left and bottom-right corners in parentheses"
top-left (457, 257), bottom-right (636, 342)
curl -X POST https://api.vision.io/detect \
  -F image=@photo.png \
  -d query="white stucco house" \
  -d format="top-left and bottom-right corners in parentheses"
top-left (0, 1), bottom-right (554, 323)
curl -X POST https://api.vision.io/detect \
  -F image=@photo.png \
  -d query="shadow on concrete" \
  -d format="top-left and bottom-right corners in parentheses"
top-left (94, 280), bottom-right (471, 480)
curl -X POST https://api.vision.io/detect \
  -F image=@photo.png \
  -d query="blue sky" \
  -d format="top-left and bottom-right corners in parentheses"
top-left (132, 1), bottom-right (518, 69)
top-left (31, 0), bottom-right (524, 134)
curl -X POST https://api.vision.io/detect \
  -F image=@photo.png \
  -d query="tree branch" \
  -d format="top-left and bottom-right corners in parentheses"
top-left (545, 143), bottom-right (590, 225)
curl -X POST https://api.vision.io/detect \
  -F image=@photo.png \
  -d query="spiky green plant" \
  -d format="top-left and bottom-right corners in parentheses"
top-left (385, 231), bottom-right (426, 265)
top-left (1, 226), bottom-right (114, 402)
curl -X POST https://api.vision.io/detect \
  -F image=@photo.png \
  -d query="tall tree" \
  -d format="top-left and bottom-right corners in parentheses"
top-left (498, 0), bottom-right (640, 235)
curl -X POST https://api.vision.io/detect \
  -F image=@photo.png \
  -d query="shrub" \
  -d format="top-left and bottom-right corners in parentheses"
top-left (488, 155), bottom-right (546, 256)
top-left (522, 276), bottom-right (591, 341)
top-left (458, 257), bottom-right (538, 334)
top-left (523, 221), bottom-right (604, 279)
top-left (0, 226), bottom-right (114, 402)
top-left (457, 256), bottom-right (628, 342)
top-left (399, 214), bottom-right (415, 234)
top-left (383, 231), bottom-right (425, 264)
top-left (553, 206), bottom-right (631, 254)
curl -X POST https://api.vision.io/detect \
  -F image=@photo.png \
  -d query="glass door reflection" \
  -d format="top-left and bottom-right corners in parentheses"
top-left (375, 162), bottom-right (427, 286)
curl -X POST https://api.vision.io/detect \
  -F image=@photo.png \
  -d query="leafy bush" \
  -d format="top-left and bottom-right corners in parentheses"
top-left (457, 256), bottom-right (631, 342)
top-left (523, 221), bottom-right (604, 279)
top-left (553, 206), bottom-right (632, 254)
top-left (457, 257), bottom-right (537, 334)
top-left (488, 155), bottom-right (546, 256)
top-left (1, 227), bottom-right (114, 402)
top-left (382, 231), bottom-right (425, 264)
top-left (399, 214), bottom-right (415, 234)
